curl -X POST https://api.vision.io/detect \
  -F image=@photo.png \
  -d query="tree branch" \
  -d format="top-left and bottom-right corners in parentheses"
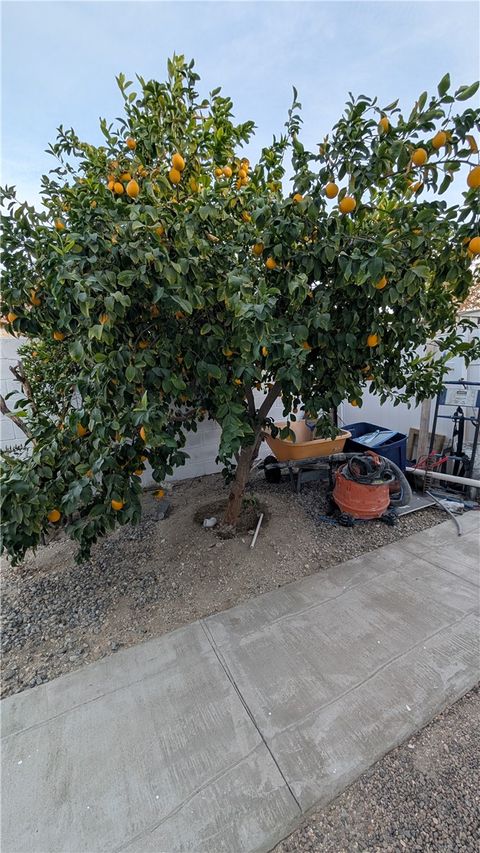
top-left (257, 382), bottom-right (281, 423)
top-left (245, 385), bottom-right (256, 417)
top-left (9, 361), bottom-right (36, 414)
top-left (169, 407), bottom-right (197, 423)
top-left (0, 395), bottom-right (32, 438)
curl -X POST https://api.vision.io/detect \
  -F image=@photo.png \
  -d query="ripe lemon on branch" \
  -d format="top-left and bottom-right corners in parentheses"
top-left (339, 196), bottom-right (356, 214)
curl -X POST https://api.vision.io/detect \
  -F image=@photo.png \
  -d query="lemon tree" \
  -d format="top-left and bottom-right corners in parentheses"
top-left (1, 57), bottom-right (480, 563)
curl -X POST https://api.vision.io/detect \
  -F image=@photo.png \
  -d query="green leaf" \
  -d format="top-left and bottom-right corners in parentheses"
top-left (172, 296), bottom-right (192, 314)
top-left (206, 364), bottom-right (222, 380)
top-left (117, 271), bottom-right (136, 287)
top-left (69, 340), bottom-right (84, 362)
top-left (438, 73), bottom-right (451, 97)
top-left (455, 82), bottom-right (479, 101)
top-left (88, 325), bottom-right (103, 340)
top-left (417, 91), bottom-right (428, 111)
top-left (125, 365), bottom-right (136, 382)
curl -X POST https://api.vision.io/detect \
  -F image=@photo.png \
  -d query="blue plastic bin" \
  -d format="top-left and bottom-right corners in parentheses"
top-left (344, 422), bottom-right (407, 471)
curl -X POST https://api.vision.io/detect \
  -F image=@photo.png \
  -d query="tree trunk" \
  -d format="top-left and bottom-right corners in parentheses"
top-left (223, 441), bottom-right (258, 526)
top-left (223, 382), bottom-right (281, 527)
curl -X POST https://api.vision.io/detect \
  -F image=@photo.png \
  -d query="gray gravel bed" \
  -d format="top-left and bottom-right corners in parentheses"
top-left (1, 472), bottom-right (450, 698)
top-left (275, 685), bottom-right (480, 853)
top-left (2, 515), bottom-right (160, 654)
top-left (252, 471), bottom-right (447, 565)
top-left (1, 506), bottom-right (168, 694)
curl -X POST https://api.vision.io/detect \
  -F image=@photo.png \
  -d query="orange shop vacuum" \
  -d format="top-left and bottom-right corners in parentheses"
top-left (328, 451), bottom-right (412, 526)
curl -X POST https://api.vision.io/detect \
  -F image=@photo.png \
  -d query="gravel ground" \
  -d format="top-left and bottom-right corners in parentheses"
top-left (252, 471), bottom-right (447, 565)
top-left (1, 470), bottom-right (447, 698)
top-left (275, 685), bottom-right (480, 853)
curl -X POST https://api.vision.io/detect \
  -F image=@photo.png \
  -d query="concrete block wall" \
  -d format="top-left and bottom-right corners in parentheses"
top-left (155, 392), bottom-right (286, 486)
top-left (3, 318), bottom-right (478, 479)
top-left (0, 334), bottom-right (29, 454)
top-left (340, 315), bottom-right (480, 449)
top-left (0, 333), bottom-right (287, 483)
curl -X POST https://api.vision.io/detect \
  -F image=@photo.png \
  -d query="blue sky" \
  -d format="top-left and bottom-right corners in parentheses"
top-left (2, 0), bottom-right (479, 207)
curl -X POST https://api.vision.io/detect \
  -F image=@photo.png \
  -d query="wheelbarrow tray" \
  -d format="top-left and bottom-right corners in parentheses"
top-left (265, 421), bottom-right (351, 462)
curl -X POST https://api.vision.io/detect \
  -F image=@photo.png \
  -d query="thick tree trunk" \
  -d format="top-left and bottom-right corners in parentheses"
top-left (223, 442), bottom-right (257, 526)
top-left (223, 381), bottom-right (281, 527)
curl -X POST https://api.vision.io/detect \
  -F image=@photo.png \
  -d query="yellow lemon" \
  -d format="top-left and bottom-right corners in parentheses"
top-left (338, 196), bottom-right (356, 214)
top-left (325, 182), bottom-right (339, 199)
top-left (172, 153), bottom-right (185, 172)
top-left (126, 179), bottom-right (140, 198)
top-left (412, 148), bottom-right (428, 166)
top-left (168, 168), bottom-right (181, 185)
top-left (467, 166), bottom-right (480, 189)
top-left (432, 131), bottom-right (447, 150)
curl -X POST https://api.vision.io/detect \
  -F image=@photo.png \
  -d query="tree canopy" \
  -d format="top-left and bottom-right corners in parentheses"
top-left (1, 56), bottom-right (479, 563)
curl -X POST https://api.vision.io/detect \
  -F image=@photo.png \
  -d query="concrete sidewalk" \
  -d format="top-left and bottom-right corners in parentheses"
top-left (2, 514), bottom-right (479, 853)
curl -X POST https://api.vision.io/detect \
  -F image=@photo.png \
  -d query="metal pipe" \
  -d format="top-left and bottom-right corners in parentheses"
top-left (250, 513), bottom-right (264, 549)
top-left (425, 490), bottom-right (463, 536)
top-left (406, 467), bottom-right (480, 488)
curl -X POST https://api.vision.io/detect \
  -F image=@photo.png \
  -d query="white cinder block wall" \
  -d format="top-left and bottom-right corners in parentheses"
top-left (157, 392), bottom-right (286, 485)
top-left (340, 313), bottom-right (480, 447)
top-left (0, 334), bottom-right (30, 454)
top-left (2, 313), bottom-right (479, 480)
top-left (0, 333), bottom-right (286, 483)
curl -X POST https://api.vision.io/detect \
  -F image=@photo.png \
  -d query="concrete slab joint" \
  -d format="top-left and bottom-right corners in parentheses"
top-left (1, 515), bottom-right (479, 852)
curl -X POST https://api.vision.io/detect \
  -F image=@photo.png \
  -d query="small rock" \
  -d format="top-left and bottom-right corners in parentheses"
top-left (155, 498), bottom-right (171, 520)
top-left (203, 516), bottom-right (217, 528)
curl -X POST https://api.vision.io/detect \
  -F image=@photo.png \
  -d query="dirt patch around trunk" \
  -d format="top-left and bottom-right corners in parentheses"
top-left (1, 470), bottom-right (447, 698)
